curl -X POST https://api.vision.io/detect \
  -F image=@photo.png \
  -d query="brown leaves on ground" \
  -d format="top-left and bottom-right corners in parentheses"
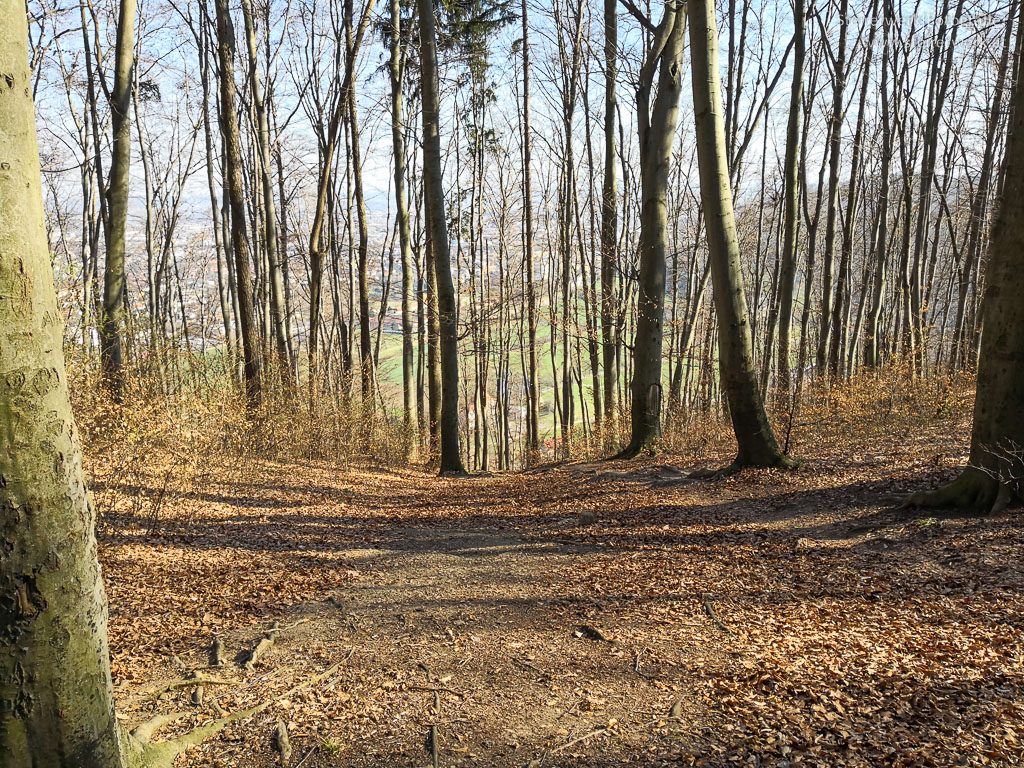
top-left (91, 387), bottom-right (1024, 767)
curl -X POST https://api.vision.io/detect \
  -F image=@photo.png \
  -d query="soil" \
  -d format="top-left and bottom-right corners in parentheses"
top-left (98, 419), bottom-right (1024, 767)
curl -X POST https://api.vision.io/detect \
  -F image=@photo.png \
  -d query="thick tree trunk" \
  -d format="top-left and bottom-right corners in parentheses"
top-left (689, 0), bottom-right (792, 469)
top-left (418, 0), bottom-right (465, 474)
top-left (0, 12), bottom-right (129, 764)
top-left (907, 1), bottom-right (1024, 513)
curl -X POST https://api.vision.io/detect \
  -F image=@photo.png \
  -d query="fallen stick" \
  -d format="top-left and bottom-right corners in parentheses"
top-left (550, 726), bottom-right (608, 755)
top-left (293, 746), bottom-right (317, 768)
top-left (702, 595), bottom-right (736, 637)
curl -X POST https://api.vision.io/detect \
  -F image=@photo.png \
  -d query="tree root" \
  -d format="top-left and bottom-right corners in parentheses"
top-left (902, 467), bottom-right (1013, 516)
top-left (125, 659), bottom-right (345, 767)
top-left (689, 452), bottom-right (801, 480)
top-left (611, 438), bottom-right (657, 461)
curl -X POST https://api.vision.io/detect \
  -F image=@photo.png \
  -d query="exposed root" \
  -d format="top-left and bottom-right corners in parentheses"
top-left (240, 623), bottom-right (279, 670)
top-left (689, 453), bottom-right (801, 480)
top-left (902, 467), bottom-right (1013, 516)
top-left (689, 461), bottom-right (741, 481)
top-left (126, 658), bottom-right (346, 767)
top-left (611, 442), bottom-right (642, 460)
top-left (611, 437), bottom-right (657, 461)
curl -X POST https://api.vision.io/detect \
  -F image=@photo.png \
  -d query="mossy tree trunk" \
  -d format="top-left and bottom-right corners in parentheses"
top-left (689, 0), bottom-right (793, 469)
top-left (908, 1), bottom-right (1024, 513)
top-left (0, 9), bottom-right (129, 764)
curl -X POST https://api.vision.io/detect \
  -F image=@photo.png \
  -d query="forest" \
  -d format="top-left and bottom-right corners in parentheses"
top-left (2, 0), bottom-right (1024, 764)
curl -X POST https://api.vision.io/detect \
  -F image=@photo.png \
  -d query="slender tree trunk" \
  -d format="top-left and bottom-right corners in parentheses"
top-left (829, 0), bottom-right (878, 377)
top-left (689, 0), bottom-right (792, 469)
top-left (600, 0), bottom-right (618, 433)
top-left (418, 0), bottom-right (465, 474)
top-left (390, 0), bottom-right (415, 436)
top-left (776, 0), bottom-right (804, 396)
top-left (215, 0), bottom-right (263, 407)
top-left (521, 0), bottom-right (540, 460)
top-left (864, 3), bottom-right (894, 369)
top-left (99, 0), bottom-right (137, 400)
top-left (817, 0), bottom-right (850, 375)
top-left (239, 0), bottom-right (291, 383)
top-left (618, 2), bottom-right (687, 458)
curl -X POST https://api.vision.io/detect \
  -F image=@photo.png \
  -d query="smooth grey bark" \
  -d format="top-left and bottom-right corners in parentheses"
top-left (617, 0), bottom-right (687, 458)
top-left (0, 13), bottom-right (127, 764)
top-left (689, 0), bottom-right (793, 469)
top-left (418, 0), bottom-right (465, 474)
top-left (907, 0), bottom-right (1024, 513)
top-left (99, 0), bottom-right (137, 400)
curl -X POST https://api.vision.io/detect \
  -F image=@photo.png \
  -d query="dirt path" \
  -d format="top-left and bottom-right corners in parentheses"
top-left (98, 428), bottom-right (1024, 767)
top-left (230, 518), bottom-right (721, 768)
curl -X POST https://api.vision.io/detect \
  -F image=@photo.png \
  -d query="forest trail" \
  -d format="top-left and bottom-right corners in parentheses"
top-left (95, 419), bottom-right (1024, 767)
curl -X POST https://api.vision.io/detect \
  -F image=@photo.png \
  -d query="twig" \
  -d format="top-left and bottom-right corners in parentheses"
top-left (407, 685), bottom-right (465, 698)
top-left (550, 726), bottom-right (609, 755)
top-left (293, 746), bottom-right (317, 768)
top-left (702, 595), bottom-right (736, 637)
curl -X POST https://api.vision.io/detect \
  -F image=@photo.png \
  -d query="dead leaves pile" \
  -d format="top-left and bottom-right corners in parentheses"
top-left (87, 405), bottom-right (1024, 767)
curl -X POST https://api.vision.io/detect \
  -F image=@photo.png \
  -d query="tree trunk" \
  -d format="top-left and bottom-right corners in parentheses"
top-left (390, 0), bottom-right (415, 437)
top-left (239, 0), bottom-right (291, 383)
top-left (0, 12), bottom-right (128, 764)
top-left (618, 2), bottom-right (687, 458)
top-left (907, 0), bottom-right (1024, 513)
top-left (775, 0), bottom-right (804, 395)
top-left (600, 0), bottom-right (618, 433)
top-left (99, 0), bottom-right (137, 400)
top-left (418, 0), bottom-right (465, 474)
top-left (816, 0), bottom-right (850, 375)
top-left (689, 0), bottom-right (793, 469)
top-left (521, 0), bottom-right (540, 460)
top-left (215, 0), bottom-right (263, 407)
